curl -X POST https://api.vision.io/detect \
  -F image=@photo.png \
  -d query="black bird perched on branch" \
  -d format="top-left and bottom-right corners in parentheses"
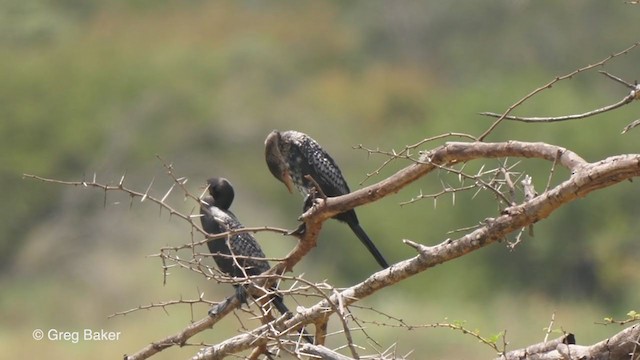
top-left (200, 177), bottom-right (289, 315)
top-left (264, 130), bottom-right (390, 269)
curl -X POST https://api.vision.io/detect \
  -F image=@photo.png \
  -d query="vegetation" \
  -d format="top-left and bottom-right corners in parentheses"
top-left (3, 1), bottom-right (640, 359)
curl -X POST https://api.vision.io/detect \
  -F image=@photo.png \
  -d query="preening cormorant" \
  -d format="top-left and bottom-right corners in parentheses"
top-left (264, 130), bottom-right (390, 269)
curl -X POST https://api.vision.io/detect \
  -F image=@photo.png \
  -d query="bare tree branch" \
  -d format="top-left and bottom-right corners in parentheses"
top-left (123, 295), bottom-right (241, 360)
top-left (477, 42), bottom-right (640, 140)
top-left (498, 324), bottom-right (640, 360)
top-left (108, 295), bottom-right (217, 319)
top-left (355, 132), bottom-right (478, 185)
top-left (299, 344), bottom-right (356, 360)
top-left (188, 141), bottom-right (640, 359)
top-left (25, 137), bottom-right (640, 360)
top-left (479, 83), bottom-right (639, 123)
top-left (26, 138), bottom-right (640, 359)
top-left (497, 333), bottom-right (575, 360)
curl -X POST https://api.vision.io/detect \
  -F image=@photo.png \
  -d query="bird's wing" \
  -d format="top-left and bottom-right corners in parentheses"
top-left (303, 137), bottom-right (351, 197)
top-left (228, 232), bottom-right (270, 277)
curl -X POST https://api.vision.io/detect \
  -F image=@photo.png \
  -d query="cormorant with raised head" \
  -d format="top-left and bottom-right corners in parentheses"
top-left (200, 177), bottom-right (288, 315)
top-left (264, 130), bottom-right (389, 269)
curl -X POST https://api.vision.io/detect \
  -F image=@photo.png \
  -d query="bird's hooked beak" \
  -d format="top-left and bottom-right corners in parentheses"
top-left (265, 130), bottom-right (294, 194)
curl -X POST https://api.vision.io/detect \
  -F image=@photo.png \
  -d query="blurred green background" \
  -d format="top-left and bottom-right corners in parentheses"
top-left (2, 1), bottom-right (640, 358)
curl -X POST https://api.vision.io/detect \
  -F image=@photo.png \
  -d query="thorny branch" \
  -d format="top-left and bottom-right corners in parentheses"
top-left (176, 141), bottom-right (640, 359)
top-left (398, 159), bottom-right (522, 208)
top-left (477, 42), bottom-right (640, 140)
top-left (356, 305), bottom-right (505, 354)
top-left (355, 132), bottom-right (478, 185)
top-left (25, 136), bottom-right (640, 360)
top-left (497, 325), bottom-right (640, 360)
top-left (23, 40), bottom-right (640, 360)
top-left (480, 65), bottom-right (640, 136)
top-left (480, 71), bottom-right (640, 125)
top-left (108, 293), bottom-right (218, 319)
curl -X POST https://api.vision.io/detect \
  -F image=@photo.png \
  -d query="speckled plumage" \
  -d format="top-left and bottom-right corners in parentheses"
top-left (201, 178), bottom-right (314, 343)
top-left (264, 130), bottom-right (390, 269)
top-left (281, 131), bottom-right (350, 196)
top-left (201, 197), bottom-right (270, 278)
top-left (200, 178), bottom-right (286, 313)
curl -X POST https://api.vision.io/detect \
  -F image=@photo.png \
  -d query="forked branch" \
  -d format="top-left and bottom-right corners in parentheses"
top-left (191, 141), bottom-right (640, 359)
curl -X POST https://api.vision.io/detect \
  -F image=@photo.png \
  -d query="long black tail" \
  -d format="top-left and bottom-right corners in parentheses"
top-left (272, 294), bottom-right (314, 344)
top-left (271, 293), bottom-right (291, 315)
top-left (348, 221), bottom-right (389, 269)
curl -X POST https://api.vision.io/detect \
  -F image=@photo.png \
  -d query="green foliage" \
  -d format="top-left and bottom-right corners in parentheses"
top-left (3, 1), bottom-right (640, 358)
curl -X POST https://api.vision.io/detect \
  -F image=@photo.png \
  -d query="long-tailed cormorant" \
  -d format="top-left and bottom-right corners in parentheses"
top-left (264, 130), bottom-right (389, 269)
top-left (200, 177), bottom-right (287, 313)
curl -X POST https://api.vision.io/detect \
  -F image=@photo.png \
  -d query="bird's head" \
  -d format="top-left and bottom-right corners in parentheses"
top-left (204, 177), bottom-right (235, 210)
top-left (264, 130), bottom-right (294, 193)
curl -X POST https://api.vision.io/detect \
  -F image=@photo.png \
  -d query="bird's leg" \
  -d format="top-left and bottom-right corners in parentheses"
top-left (234, 285), bottom-right (251, 307)
top-left (303, 194), bottom-right (314, 212)
top-left (288, 194), bottom-right (315, 237)
top-left (304, 174), bottom-right (327, 200)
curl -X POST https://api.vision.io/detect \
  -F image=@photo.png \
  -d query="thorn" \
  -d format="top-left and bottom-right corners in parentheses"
top-left (141, 177), bottom-right (155, 202)
top-left (119, 171), bottom-right (127, 188)
top-left (403, 239), bottom-right (423, 252)
top-left (477, 164), bottom-right (486, 176)
top-left (161, 183), bottom-right (176, 203)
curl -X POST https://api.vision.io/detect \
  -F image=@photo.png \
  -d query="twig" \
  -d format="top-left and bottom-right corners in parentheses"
top-left (332, 288), bottom-right (360, 359)
top-left (543, 312), bottom-right (556, 343)
top-left (355, 132), bottom-right (477, 185)
top-left (597, 310), bottom-right (640, 326)
top-left (400, 159), bottom-right (519, 208)
top-left (481, 71), bottom-right (640, 126)
top-left (357, 316), bottom-right (503, 353)
top-left (599, 70), bottom-right (636, 89)
top-left (479, 92), bottom-right (635, 123)
top-left (545, 150), bottom-right (563, 193)
top-left (22, 173), bottom-right (210, 238)
top-left (478, 42), bottom-right (640, 140)
top-left (108, 296), bottom-right (217, 319)
top-left (622, 119), bottom-right (640, 134)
